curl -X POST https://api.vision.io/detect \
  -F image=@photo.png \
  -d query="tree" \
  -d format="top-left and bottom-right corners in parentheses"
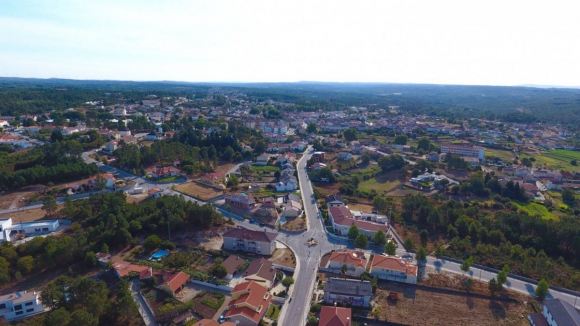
top-left (535, 279), bottom-right (549, 300)
top-left (17, 256), bottom-right (34, 275)
top-left (393, 134), bottom-right (408, 145)
top-left (343, 128), bottom-right (358, 141)
top-left (222, 146), bottom-right (235, 161)
top-left (373, 230), bottom-right (387, 246)
top-left (45, 307), bottom-right (71, 326)
top-left (227, 174), bottom-right (239, 187)
top-left (361, 153), bottom-right (371, 165)
top-left (143, 235), bottom-right (162, 252)
top-left (100, 243), bottom-right (109, 254)
top-left (417, 137), bottom-right (431, 151)
top-left (50, 130), bottom-right (64, 142)
top-left (496, 264), bottom-right (509, 289)
top-left (419, 229), bottom-right (429, 247)
top-left (211, 264), bottom-right (227, 278)
top-left (354, 234), bottom-right (369, 248)
top-left (42, 196), bottom-right (58, 217)
top-left (572, 159), bottom-right (578, 166)
top-left (85, 251), bottom-right (98, 267)
top-left (306, 122), bottom-right (317, 133)
top-left (372, 196), bottom-right (389, 214)
top-left (282, 277), bottom-right (294, 287)
top-left (403, 238), bottom-right (415, 252)
top-left (385, 241), bottom-right (397, 255)
top-left (562, 188), bottom-right (576, 205)
top-left (94, 174), bottom-right (107, 191)
top-left (70, 310), bottom-right (98, 326)
top-left (416, 246), bottom-right (427, 261)
top-left (341, 264), bottom-right (348, 277)
top-left (434, 245), bottom-right (445, 259)
top-left (488, 278), bottom-right (499, 296)
top-left (460, 256), bottom-right (473, 274)
top-left (347, 225), bottom-right (359, 240)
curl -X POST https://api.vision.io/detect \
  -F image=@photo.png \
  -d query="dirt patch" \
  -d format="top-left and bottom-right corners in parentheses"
top-left (319, 252), bottom-right (331, 268)
top-left (175, 182), bottom-right (224, 201)
top-left (126, 193), bottom-right (148, 204)
top-left (0, 189), bottom-right (42, 210)
top-left (215, 162), bottom-right (237, 174)
top-left (437, 168), bottom-right (471, 181)
top-left (346, 202), bottom-right (374, 213)
top-left (312, 182), bottom-right (341, 198)
top-left (269, 248), bottom-right (296, 268)
top-left (282, 216), bottom-right (306, 231)
top-left (0, 206), bottom-right (64, 222)
top-left (198, 236), bottom-right (223, 251)
top-left (371, 281), bottom-right (534, 326)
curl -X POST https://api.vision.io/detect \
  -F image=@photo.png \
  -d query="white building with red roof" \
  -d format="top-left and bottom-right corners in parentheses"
top-left (144, 165), bottom-right (181, 179)
top-left (328, 206), bottom-right (388, 239)
top-left (226, 281), bottom-right (272, 326)
top-left (369, 254), bottom-right (418, 284)
top-left (326, 249), bottom-right (368, 277)
top-left (88, 173), bottom-right (116, 189)
top-left (159, 271), bottom-right (189, 297)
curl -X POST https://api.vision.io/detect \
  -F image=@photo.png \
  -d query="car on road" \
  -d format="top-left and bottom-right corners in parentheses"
top-left (249, 219), bottom-right (255, 223)
top-left (259, 222), bottom-right (265, 227)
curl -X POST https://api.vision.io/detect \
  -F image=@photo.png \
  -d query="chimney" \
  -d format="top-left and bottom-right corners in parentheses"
top-left (334, 302), bottom-right (337, 307)
top-left (347, 317), bottom-right (350, 325)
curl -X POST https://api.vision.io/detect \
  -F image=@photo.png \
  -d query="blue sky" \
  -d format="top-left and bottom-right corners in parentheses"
top-left (1, 0), bottom-right (579, 86)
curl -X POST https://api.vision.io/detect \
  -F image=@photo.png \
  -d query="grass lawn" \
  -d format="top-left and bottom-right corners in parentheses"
top-left (157, 176), bottom-right (178, 182)
top-left (485, 148), bottom-right (516, 162)
top-left (513, 201), bottom-right (558, 220)
top-left (358, 170), bottom-right (402, 193)
top-left (520, 150), bottom-right (580, 172)
top-left (266, 305), bottom-right (280, 319)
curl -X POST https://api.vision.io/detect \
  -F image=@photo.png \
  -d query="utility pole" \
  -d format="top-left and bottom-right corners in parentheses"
top-left (166, 209), bottom-right (171, 241)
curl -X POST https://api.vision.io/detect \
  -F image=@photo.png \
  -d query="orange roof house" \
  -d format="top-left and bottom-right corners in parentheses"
top-left (369, 255), bottom-right (418, 284)
top-left (319, 306), bottom-right (352, 326)
top-left (226, 281), bottom-right (272, 326)
top-left (160, 271), bottom-right (189, 297)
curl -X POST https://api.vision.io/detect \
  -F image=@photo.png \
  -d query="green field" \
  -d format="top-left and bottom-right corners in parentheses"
top-left (520, 150), bottom-right (580, 172)
top-left (514, 201), bottom-right (558, 220)
top-left (251, 165), bottom-right (281, 174)
top-left (266, 305), bottom-right (280, 319)
top-left (485, 148), bottom-right (516, 162)
top-left (359, 177), bottom-right (401, 193)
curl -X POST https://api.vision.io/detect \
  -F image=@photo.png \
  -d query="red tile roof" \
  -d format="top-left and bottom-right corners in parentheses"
top-left (227, 281), bottom-right (272, 323)
top-left (329, 249), bottom-right (367, 268)
top-left (329, 207), bottom-right (388, 232)
top-left (112, 260), bottom-right (150, 279)
top-left (161, 271), bottom-right (189, 293)
top-left (319, 306), bottom-right (352, 326)
top-left (371, 255), bottom-right (418, 276)
top-left (222, 227), bottom-right (276, 243)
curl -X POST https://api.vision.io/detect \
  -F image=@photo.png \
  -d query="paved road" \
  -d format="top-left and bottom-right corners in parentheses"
top-left (131, 280), bottom-right (157, 326)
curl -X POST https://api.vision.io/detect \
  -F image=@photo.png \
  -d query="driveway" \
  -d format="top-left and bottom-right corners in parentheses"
top-left (131, 280), bottom-right (157, 326)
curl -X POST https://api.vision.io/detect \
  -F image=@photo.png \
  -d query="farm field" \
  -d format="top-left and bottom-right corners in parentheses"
top-left (358, 174), bottom-right (402, 193)
top-left (513, 201), bottom-right (558, 220)
top-left (0, 206), bottom-right (62, 222)
top-left (520, 150), bottom-right (580, 172)
top-left (485, 148), bottom-right (517, 162)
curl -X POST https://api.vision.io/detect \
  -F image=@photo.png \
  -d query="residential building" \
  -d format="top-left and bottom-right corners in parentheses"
top-left (369, 255), bottom-right (418, 284)
top-left (284, 199), bottom-right (302, 218)
top-left (0, 134), bottom-right (32, 149)
top-left (326, 249), bottom-right (368, 277)
top-left (428, 152), bottom-right (440, 162)
top-left (337, 152), bottom-right (353, 161)
top-left (144, 166), bottom-right (181, 179)
top-left (112, 261), bottom-right (152, 280)
top-left (222, 227), bottom-right (277, 255)
top-left (225, 195), bottom-right (256, 209)
top-left (328, 206), bottom-right (388, 238)
top-left (256, 154), bottom-right (270, 166)
top-left (222, 255), bottom-right (247, 280)
top-left (148, 188), bottom-right (163, 198)
top-left (0, 291), bottom-right (45, 321)
top-left (198, 319), bottom-right (236, 326)
top-left (276, 175), bottom-right (298, 192)
top-left (440, 144), bottom-right (485, 160)
top-left (528, 298), bottom-right (580, 326)
top-left (325, 194), bottom-right (345, 207)
top-left (319, 306), bottom-right (352, 326)
top-left (159, 271), bottom-right (189, 297)
top-left (226, 281), bottom-right (272, 326)
top-left (323, 278), bottom-right (372, 307)
top-left (0, 218), bottom-right (60, 242)
top-left (104, 135), bottom-right (137, 153)
top-left (242, 258), bottom-right (276, 289)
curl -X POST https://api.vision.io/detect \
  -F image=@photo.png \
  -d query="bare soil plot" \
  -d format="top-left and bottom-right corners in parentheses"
top-left (174, 182), bottom-right (224, 200)
top-left (346, 202), bottom-right (374, 213)
top-left (312, 182), bottom-right (341, 198)
top-left (0, 205), bottom-right (63, 222)
top-left (215, 162), bottom-right (237, 174)
top-left (0, 186), bottom-right (45, 210)
top-left (282, 216), bottom-right (306, 231)
top-left (192, 292), bottom-right (225, 319)
top-left (372, 281), bottom-right (534, 326)
top-left (198, 236), bottom-right (223, 251)
top-left (126, 193), bottom-right (148, 204)
top-left (269, 248), bottom-right (296, 268)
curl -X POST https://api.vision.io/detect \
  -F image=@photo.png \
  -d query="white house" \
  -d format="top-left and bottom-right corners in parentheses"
top-left (284, 199), bottom-right (302, 218)
top-left (0, 291), bottom-right (45, 321)
top-left (325, 194), bottom-right (345, 207)
top-left (256, 154), bottom-right (270, 166)
top-left (528, 298), bottom-right (580, 326)
top-left (276, 177), bottom-right (298, 192)
top-left (0, 218), bottom-right (60, 243)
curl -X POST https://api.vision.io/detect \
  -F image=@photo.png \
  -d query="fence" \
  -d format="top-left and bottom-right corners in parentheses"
top-left (272, 264), bottom-right (295, 273)
top-left (139, 290), bottom-right (156, 317)
top-left (189, 279), bottom-right (233, 292)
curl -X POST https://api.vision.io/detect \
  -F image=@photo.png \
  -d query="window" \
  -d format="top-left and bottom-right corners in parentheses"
top-left (14, 304), bottom-right (22, 310)
top-left (25, 302), bottom-right (33, 306)
top-left (26, 308), bottom-right (34, 313)
top-left (15, 311), bottom-right (23, 315)
top-left (0, 303), bottom-right (5, 309)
